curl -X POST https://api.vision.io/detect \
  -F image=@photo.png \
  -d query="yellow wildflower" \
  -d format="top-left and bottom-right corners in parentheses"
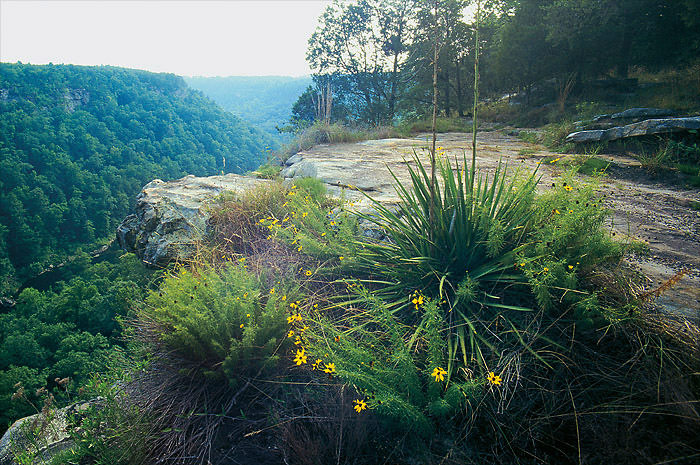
top-left (353, 399), bottom-right (368, 413)
top-left (270, 287), bottom-right (275, 295)
top-left (564, 185), bottom-right (573, 191)
top-left (293, 349), bottom-right (307, 365)
top-left (287, 330), bottom-right (294, 338)
top-left (239, 324), bottom-right (244, 329)
top-left (305, 270), bottom-right (312, 276)
top-left (323, 362), bottom-right (336, 374)
top-left (487, 371), bottom-right (502, 386)
top-left (312, 359), bottom-right (322, 370)
top-left (431, 367), bottom-right (447, 382)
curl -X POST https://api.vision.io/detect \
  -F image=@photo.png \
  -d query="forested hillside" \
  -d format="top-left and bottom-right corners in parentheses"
top-left (0, 63), bottom-right (271, 294)
top-left (185, 75), bottom-right (312, 142)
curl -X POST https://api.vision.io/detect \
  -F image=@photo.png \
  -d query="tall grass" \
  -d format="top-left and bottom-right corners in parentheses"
top-left (279, 121), bottom-right (404, 158)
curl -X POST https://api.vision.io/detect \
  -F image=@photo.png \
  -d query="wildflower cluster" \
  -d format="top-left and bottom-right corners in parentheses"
top-left (256, 181), bottom-right (358, 265)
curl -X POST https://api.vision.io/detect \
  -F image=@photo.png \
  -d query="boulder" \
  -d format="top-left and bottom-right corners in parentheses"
top-left (609, 108), bottom-right (674, 120)
top-left (280, 159), bottom-right (318, 179)
top-left (116, 174), bottom-right (269, 267)
top-left (566, 117), bottom-right (700, 144)
top-left (0, 401), bottom-right (96, 465)
top-left (284, 153), bottom-right (303, 166)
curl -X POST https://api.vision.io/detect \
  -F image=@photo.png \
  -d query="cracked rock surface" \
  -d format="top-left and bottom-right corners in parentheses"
top-left (117, 174), bottom-right (269, 267)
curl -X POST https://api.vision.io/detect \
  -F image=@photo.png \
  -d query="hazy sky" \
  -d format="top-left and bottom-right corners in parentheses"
top-left (0, 0), bottom-right (332, 77)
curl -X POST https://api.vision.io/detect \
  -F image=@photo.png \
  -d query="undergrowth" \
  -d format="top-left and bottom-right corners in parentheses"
top-left (41, 163), bottom-right (700, 465)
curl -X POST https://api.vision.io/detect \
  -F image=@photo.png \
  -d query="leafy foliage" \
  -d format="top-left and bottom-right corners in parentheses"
top-left (355, 153), bottom-right (538, 311)
top-left (141, 264), bottom-right (290, 386)
top-left (297, 0), bottom-right (700, 126)
top-left (0, 254), bottom-right (153, 431)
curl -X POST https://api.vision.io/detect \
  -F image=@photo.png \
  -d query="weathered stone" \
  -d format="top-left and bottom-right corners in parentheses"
top-left (609, 108), bottom-right (674, 120)
top-left (116, 174), bottom-right (269, 266)
top-left (566, 117), bottom-right (700, 144)
top-left (284, 153), bottom-right (303, 166)
top-left (0, 401), bottom-right (98, 465)
top-left (63, 88), bottom-right (89, 112)
top-left (280, 159), bottom-right (318, 179)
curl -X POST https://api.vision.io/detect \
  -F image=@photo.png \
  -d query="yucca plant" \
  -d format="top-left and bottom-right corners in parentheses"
top-left (356, 153), bottom-right (537, 307)
top-left (353, 153), bottom-right (540, 370)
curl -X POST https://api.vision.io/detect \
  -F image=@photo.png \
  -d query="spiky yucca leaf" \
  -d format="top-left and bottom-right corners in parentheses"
top-left (354, 153), bottom-right (538, 311)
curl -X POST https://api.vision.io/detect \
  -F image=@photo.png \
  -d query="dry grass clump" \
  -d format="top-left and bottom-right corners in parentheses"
top-left (279, 121), bottom-right (404, 157)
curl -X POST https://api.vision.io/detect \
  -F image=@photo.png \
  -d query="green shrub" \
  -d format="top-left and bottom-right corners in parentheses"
top-left (519, 171), bottom-right (623, 314)
top-left (259, 179), bottom-right (360, 265)
top-left (251, 162), bottom-right (282, 179)
top-left (142, 264), bottom-right (290, 386)
top-left (296, 285), bottom-right (480, 437)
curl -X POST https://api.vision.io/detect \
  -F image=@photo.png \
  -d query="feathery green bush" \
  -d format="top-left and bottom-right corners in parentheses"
top-left (142, 264), bottom-right (290, 387)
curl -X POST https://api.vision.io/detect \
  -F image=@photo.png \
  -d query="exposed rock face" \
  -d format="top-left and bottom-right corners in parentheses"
top-left (0, 401), bottom-right (95, 465)
top-left (608, 108), bottom-right (674, 120)
top-left (117, 174), bottom-right (269, 267)
top-left (63, 88), bottom-right (90, 112)
top-left (566, 117), bottom-right (700, 143)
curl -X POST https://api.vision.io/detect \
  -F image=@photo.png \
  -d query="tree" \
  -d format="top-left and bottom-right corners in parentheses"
top-left (306, 0), bottom-right (417, 124)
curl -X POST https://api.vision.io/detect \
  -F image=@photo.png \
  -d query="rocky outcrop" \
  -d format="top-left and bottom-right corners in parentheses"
top-left (0, 401), bottom-right (96, 465)
top-left (63, 88), bottom-right (89, 112)
top-left (117, 174), bottom-right (269, 267)
top-left (566, 116), bottom-right (700, 143)
top-left (574, 108), bottom-right (676, 131)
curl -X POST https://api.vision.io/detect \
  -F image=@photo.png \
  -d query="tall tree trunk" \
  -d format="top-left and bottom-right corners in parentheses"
top-left (455, 62), bottom-right (465, 117)
top-left (443, 69), bottom-right (451, 116)
top-left (430, 0), bottom-right (440, 229)
top-left (471, 0), bottom-right (481, 182)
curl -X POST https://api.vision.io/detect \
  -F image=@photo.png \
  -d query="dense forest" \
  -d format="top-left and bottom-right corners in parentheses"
top-left (185, 76), bottom-right (312, 143)
top-left (0, 63), bottom-right (271, 295)
top-left (292, 0), bottom-right (700, 126)
top-left (0, 63), bottom-right (276, 431)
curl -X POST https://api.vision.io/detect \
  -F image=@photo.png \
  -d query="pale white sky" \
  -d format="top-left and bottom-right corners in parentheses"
top-left (0, 0), bottom-right (332, 76)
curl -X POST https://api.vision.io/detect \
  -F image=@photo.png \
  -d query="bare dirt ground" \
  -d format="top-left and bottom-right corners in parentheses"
top-left (286, 129), bottom-right (700, 320)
